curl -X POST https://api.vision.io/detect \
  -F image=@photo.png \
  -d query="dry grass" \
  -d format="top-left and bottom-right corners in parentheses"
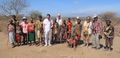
top-left (0, 16), bottom-right (120, 58)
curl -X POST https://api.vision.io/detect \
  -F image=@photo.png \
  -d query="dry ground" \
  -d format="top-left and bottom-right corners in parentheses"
top-left (0, 18), bottom-right (120, 58)
top-left (0, 31), bottom-right (120, 58)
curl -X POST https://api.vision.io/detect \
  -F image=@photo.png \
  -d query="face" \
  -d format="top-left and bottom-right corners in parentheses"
top-left (63, 20), bottom-right (66, 23)
top-left (58, 15), bottom-right (61, 19)
top-left (11, 15), bottom-right (16, 19)
top-left (106, 21), bottom-right (111, 26)
top-left (94, 17), bottom-right (98, 21)
top-left (87, 19), bottom-right (90, 23)
top-left (54, 19), bottom-right (56, 23)
top-left (24, 19), bottom-right (27, 23)
top-left (68, 18), bottom-right (71, 21)
top-left (47, 15), bottom-right (51, 19)
top-left (16, 22), bottom-right (19, 25)
top-left (31, 20), bottom-right (34, 23)
top-left (77, 19), bottom-right (81, 24)
top-left (9, 20), bottom-right (13, 24)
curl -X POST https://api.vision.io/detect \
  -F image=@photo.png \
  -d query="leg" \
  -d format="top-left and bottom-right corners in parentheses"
top-left (87, 34), bottom-right (91, 46)
top-left (48, 30), bottom-right (52, 46)
top-left (92, 34), bottom-right (96, 48)
top-left (8, 32), bottom-right (15, 48)
top-left (44, 31), bottom-right (48, 46)
top-left (105, 38), bottom-right (109, 50)
top-left (96, 34), bottom-right (100, 49)
top-left (23, 33), bottom-right (26, 45)
top-left (83, 35), bottom-right (87, 46)
top-left (109, 37), bottom-right (113, 51)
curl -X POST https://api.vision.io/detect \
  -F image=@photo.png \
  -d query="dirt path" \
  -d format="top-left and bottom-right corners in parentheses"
top-left (0, 32), bottom-right (120, 58)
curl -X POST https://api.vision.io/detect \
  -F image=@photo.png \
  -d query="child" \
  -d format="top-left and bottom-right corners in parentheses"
top-left (16, 21), bottom-right (22, 46)
top-left (67, 34), bottom-right (77, 48)
top-left (8, 20), bottom-right (15, 48)
top-left (104, 20), bottom-right (114, 51)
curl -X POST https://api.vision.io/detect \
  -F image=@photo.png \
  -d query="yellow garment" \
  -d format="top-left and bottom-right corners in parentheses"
top-left (35, 20), bottom-right (42, 30)
top-left (83, 21), bottom-right (89, 32)
top-left (35, 20), bottom-right (43, 39)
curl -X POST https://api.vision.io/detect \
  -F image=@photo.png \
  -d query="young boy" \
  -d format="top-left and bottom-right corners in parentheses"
top-left (104, 20), bottom-right (114, 51)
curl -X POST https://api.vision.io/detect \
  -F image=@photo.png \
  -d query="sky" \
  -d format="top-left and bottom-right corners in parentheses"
top-left (0, 0), bottom-right (120, 16)
top-left (27, 0), bottom-right (120, 16)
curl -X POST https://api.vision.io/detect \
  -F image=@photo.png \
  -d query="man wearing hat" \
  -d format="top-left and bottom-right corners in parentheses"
top-left (56, 13), bottom-right (63, 42)
top-left (20, 17), bottom-right (28, 45)
top-left (92, 16), bottom-right (103, 49)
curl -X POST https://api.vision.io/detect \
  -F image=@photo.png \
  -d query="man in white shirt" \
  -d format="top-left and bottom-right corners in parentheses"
top-left (43, 14), bottom-right (53, 46)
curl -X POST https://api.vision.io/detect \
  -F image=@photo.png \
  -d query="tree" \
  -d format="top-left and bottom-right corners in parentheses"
top-left (29, 10), bottom-right (42, 19)
top-left (99, 12), bottom-right (116, 20)
top-left (0, 0), bottom-right (28, 16)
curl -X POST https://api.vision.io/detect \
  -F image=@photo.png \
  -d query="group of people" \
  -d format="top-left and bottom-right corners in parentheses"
top-left (7, 13), bottom-right (114, 51)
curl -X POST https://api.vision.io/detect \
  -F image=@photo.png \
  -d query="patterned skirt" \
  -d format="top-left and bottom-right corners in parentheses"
top-left (16, 33), bottom-right (21, 42)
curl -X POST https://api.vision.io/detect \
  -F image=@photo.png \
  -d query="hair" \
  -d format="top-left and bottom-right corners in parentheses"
top-left (68, 18), bottom-right (71, 20)
top-left (94, 16), bottom-right (98, 20)
top-left (11, 15), bottom-right (16, 18)
top-left (38, 15), bottom-right (42, 19)
top-left (106, 20), bottom-right (111, 24)
top-left (47, 14), bottom-right (51, 17)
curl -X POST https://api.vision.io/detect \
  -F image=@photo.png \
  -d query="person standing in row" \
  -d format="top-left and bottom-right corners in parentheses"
top-left (52, 19), bottom-right (59, 43)
top-left (104, 20), bottom-right (114, 51)
top-left (61, 20), bottom-right (67, 42)
top-left (67, 18), bottom-right (72, 39)
top-left (35, 15), bottom-right (43, 46)
top-left (75, 17), bottom-right (82, 43)
top-left (20, 17), bottom-right (28, 45)
top-left (15, 21), bottom-right (22, 46)
top-left (83, 17), bottom-right (91, 47)
top-left (56, 13), bottom-right (63, 43)
top-left (7, 20), bottom-right (15, 48)
top-left (10, 15), bottom-right (17, 43)
top-left (27, 19), bottom-right (35, 46)
top-left (87, 17), bottom-right (93, 46)
top-left (92, 16), bottom-right (103, 49)
top-left (43, 14), bottom-right (53, 46)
